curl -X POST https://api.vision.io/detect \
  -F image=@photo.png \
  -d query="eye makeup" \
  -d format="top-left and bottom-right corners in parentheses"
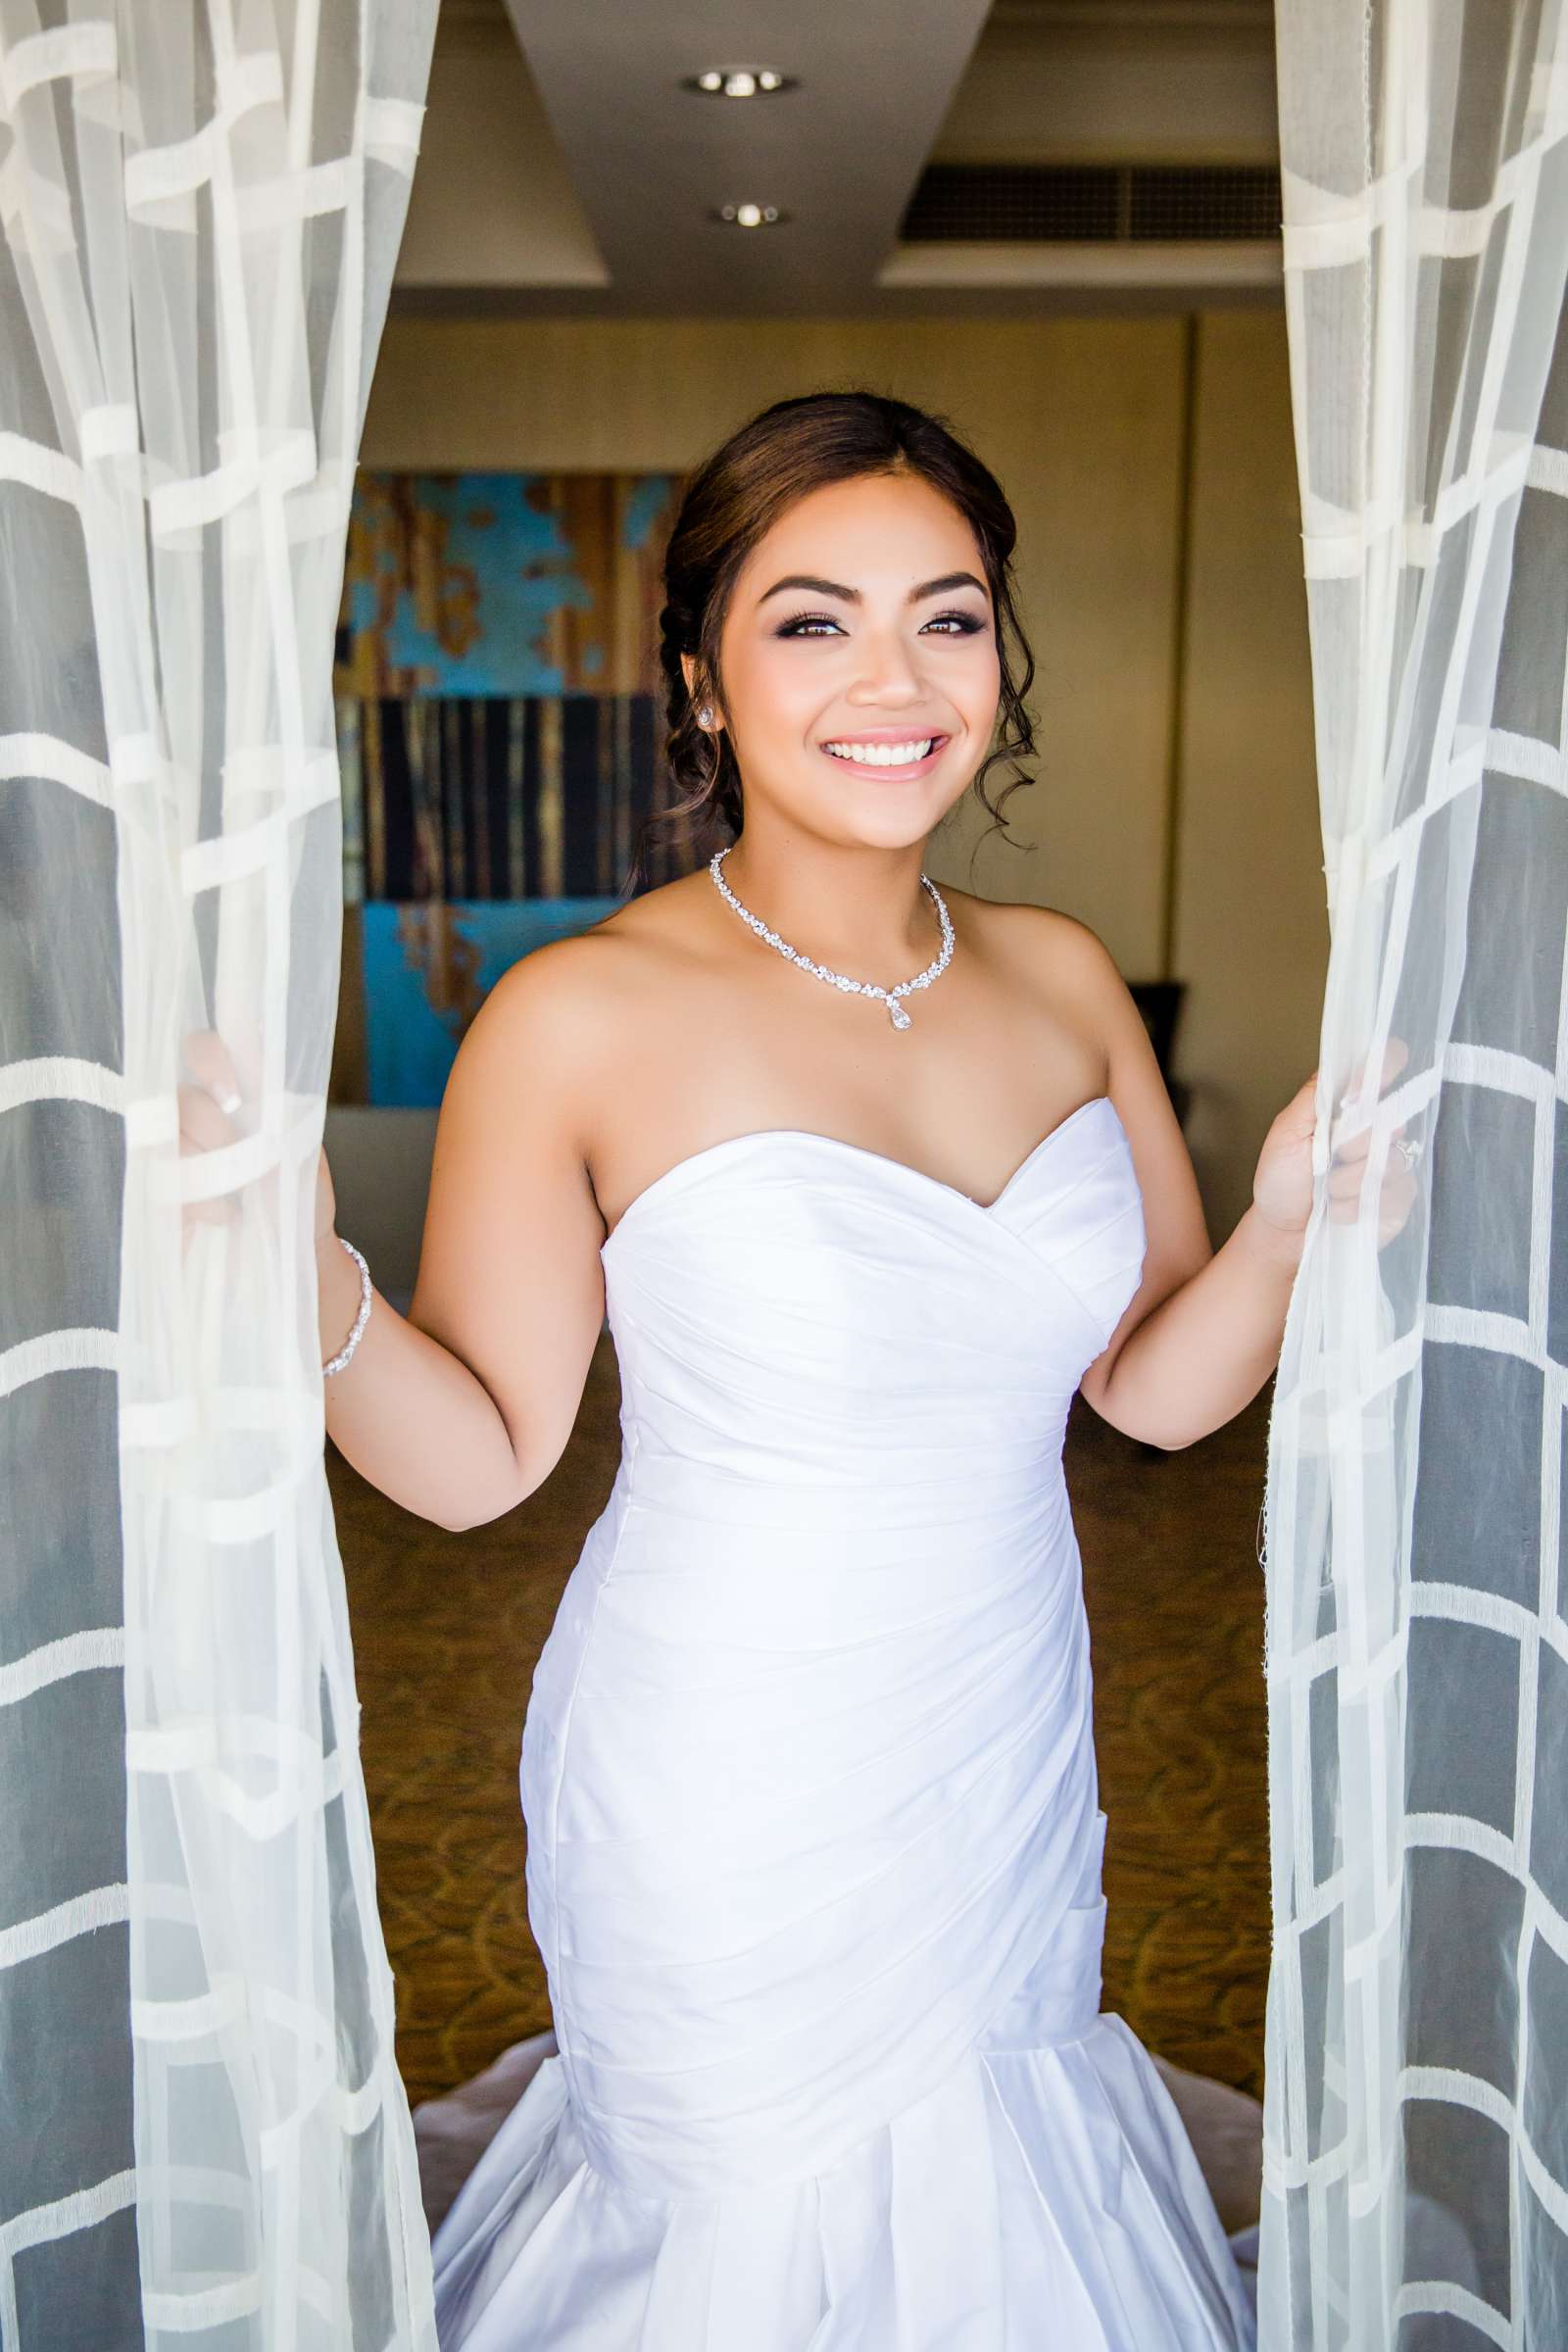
top-left (775, 609), bottom-right (989, 639)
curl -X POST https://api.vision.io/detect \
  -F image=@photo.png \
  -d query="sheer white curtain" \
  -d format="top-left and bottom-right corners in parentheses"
top-left (1263, 1), bottom-right (1568, 2343)
top-left (0, 4), bottom-right (436, 2344)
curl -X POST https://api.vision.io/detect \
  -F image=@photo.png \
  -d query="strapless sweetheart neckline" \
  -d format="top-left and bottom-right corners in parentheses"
top-left (603, 1089), bottom-right (1118, 1250)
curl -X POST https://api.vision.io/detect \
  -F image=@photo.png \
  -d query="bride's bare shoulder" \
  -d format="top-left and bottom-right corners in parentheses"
top-left (460, 871), bottom-right (717, 1071)
top-left (947, 887), bottom-right (1128, 996)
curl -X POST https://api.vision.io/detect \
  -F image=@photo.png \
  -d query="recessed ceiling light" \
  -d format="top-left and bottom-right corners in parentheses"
top-left (711, 202), bottom-right (789, 228)
top-left (682, 68), bottom-right (795, 100)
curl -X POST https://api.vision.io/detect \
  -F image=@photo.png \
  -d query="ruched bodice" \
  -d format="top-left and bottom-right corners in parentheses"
top-left (425, 1096), bottom-right (1257, 2349)
top-left (601, 1091), bottom-right (1143, 1503)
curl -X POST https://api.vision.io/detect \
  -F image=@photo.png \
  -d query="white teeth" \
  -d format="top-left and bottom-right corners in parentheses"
top-left (822, 739), bottom-right (935, 766)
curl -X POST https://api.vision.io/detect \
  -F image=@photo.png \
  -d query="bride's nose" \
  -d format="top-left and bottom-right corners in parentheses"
top-left (844, 622), bottom-right (928, 706)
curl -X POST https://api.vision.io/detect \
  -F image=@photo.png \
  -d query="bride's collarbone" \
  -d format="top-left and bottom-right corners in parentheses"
top-left (585, 934), bottom-right (1107, 1235)
top-left (593, 1079), bottom-right (1109, 1239)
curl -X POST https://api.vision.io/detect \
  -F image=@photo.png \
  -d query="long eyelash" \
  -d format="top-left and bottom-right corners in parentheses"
top-left (776, 610), bottom-right (986, 638)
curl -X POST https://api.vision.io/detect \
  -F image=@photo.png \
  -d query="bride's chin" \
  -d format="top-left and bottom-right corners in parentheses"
top-left (813, 815), bottom-right (946, 855)
top-left (802, 784), bottom-right (967, 849)
top-left (860, 805), bottom-right (965, 852)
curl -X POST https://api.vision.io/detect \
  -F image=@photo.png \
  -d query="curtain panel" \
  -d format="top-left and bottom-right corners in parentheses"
top-left (1264, 2), bottom-right (1568, 2343)
top-left (0, 4), bottom-right (437, 2343)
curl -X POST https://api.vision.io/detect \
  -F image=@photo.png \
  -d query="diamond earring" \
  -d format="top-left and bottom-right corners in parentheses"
top-left (697, 706), bottom-right (713, 728)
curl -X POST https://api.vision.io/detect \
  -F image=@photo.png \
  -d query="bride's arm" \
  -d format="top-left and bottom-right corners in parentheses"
top-left (312, 945), bottom-right (611, 1531)
top-left (1054, 922), bottom-right (1311, 1450)
top-left (1084, 1175), bottom-right (1305, 1452)
top-left (1067, 928), bottom-right (1408, 1450)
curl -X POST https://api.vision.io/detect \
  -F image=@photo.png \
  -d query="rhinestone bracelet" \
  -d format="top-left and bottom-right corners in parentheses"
top-left (322, 1236), bottom-right (372, 1378)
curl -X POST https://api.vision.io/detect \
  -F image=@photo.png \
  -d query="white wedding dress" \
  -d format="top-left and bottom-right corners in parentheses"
top-left (422, 1093), bottom-right (1257, 2349)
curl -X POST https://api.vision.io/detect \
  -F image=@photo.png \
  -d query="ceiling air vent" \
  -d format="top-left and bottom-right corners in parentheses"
top-left (900, 163), bottom-right (1282, 244)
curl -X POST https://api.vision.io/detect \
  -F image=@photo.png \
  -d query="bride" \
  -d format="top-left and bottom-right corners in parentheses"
top-left (269, 390), bottom-right (1393, 2346)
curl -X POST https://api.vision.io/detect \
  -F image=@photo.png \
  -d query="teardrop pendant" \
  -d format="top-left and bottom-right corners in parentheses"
top-left (888, 999), bottom-right (912, 1030)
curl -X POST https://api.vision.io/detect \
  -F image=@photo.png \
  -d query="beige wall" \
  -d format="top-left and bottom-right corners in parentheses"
top-left (1173, 312), bottom-right (1327, 1231)
top-left (350, 309), bottom-right (1324, 1262)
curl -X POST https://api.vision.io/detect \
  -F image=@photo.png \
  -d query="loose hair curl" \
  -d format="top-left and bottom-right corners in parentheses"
top-left (638, 388), bottom-right (1039, 882)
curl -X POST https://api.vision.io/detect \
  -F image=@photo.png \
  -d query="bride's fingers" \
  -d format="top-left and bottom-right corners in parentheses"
top-left (1270, 1070), bottom-right (1320, 1144)
top-left (177, 1068), bottom-right (243, 1235)
top-left (1325, 1155), bottom-right (1419, 1225)
top-left (177, 1080), bottom-right (238, 1154)
top-left (1337, 1035), bottom-right (1411, 1112)
top-left (182, 1028), bottom-right (242, 1116)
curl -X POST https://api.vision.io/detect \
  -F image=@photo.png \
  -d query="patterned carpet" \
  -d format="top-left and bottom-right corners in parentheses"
top-left (332, 1338), bottom-right (1272, 2115)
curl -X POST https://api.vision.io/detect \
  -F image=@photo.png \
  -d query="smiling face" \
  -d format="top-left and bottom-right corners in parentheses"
top-left (687, 468), bottom-right (1003, 851)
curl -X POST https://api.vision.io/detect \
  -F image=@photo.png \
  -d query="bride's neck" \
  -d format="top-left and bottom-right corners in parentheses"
top-left (716, 829), bottom-right (939, 970)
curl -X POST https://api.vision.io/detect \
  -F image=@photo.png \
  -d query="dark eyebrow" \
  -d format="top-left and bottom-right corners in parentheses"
top-left (756, 569), bottom-right (989, 608)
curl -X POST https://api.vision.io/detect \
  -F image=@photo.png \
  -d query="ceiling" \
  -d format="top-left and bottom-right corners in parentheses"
top-left (393, 0), bottom-right (1282, 318)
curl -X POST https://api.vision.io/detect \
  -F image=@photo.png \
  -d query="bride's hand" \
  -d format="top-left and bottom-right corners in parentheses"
top-left (177, 1030), bottom-right (337, 1251)
top-left (1251, 1038), bottom-right (1418, 1252)
top-left (1250, 1070), bottom-right (1319, 1255)
top-left (177, 1030), bottom-right (244, 1238)
top-left (314, 1128), bottom-right (339, 1252)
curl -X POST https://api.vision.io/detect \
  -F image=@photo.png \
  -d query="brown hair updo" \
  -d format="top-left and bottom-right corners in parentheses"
top-left (642, 388), bottom-right (1038, 877)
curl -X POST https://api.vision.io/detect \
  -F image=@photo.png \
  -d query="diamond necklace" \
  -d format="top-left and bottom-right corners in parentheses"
top-left (708, 845), bottom-right (955, 1031)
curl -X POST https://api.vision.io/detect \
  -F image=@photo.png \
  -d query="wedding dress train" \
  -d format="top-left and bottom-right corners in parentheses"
top-left (421, 1094), bottom-right (1257, 2348)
